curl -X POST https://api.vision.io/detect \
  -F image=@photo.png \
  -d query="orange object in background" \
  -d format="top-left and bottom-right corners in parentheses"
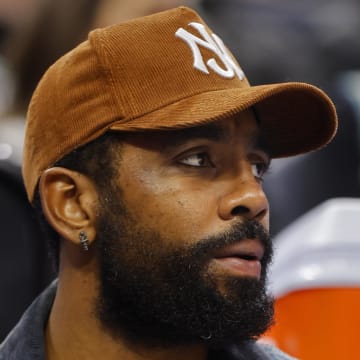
top-left (264, 288), bottom-right (360, 360)
top-left (265, 198), bottom-right (360, 360)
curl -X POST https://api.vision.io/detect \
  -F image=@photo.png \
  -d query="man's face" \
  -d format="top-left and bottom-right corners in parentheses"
top-left (94, 109), bottom-right (274, 347)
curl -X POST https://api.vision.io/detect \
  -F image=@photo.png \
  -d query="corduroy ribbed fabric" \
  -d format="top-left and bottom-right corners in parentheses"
top-left (23, 6), bottom-right (337, 201)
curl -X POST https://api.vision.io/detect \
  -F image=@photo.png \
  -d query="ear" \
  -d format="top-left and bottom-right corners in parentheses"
top-left (39, 167), bottom-right (98, 248)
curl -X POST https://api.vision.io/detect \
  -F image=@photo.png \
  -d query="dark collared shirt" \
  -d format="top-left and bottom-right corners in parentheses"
top-left (0, 282), bottom-right (295, 360)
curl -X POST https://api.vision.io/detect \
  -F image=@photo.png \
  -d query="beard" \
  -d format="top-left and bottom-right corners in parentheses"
top-left (94, 188), bottom-right (274, 349)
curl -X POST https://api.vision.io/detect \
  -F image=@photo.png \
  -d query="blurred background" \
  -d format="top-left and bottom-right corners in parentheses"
top-left (0, 0), bottom-right (359, 358)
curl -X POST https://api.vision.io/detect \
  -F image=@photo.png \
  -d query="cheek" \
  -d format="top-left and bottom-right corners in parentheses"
top-left (120, 170), bottom-right (218, 243)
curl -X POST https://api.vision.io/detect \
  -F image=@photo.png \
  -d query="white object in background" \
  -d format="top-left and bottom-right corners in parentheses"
top-left (268, 198), bottom-right (360, 298)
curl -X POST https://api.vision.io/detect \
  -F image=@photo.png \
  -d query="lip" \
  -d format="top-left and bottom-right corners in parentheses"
top-left (212, 239), bottom-right (264, 279)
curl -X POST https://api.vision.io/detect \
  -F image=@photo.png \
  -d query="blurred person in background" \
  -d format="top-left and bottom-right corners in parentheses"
top-left (0, 0), bottom-right (43, 163)
top-left (0, 0), bottom-right (100, 164)
top-left (0, 0), bottom-right (199, 165)
top-left (94, 0), bottom-right (198, 28)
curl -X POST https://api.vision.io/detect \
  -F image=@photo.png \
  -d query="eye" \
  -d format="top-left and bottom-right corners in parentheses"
top-left (178, 152), bottom-right (213, 167)
top-left (251, 162), bottom-right (269, 181)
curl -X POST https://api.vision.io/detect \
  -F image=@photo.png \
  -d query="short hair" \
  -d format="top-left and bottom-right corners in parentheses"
top-left (32, 131), bottom-right (123, 272)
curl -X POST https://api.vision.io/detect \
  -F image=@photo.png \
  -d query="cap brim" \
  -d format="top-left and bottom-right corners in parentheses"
top-left (110, 82), bottom-right (337, 158)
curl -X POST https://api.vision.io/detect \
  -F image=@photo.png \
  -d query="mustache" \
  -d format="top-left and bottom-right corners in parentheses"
top-left (186, 220), bottom-right (273, 268)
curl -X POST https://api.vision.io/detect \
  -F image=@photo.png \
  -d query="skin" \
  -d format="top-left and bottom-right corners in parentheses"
top-left (39, 109), bottom-right (270, 360)
top-left (93, 0), bottom-right (199, 28)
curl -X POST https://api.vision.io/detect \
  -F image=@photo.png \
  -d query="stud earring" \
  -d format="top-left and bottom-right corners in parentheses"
top-left (79, 231), bottom-right (89, 251)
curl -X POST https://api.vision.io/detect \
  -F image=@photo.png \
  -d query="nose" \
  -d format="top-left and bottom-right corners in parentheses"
top-left (218, 177), bottom-right (269, 222)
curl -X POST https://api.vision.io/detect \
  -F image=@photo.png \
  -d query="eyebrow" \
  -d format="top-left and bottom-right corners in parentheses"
top-left (161, 122), bottom-right (229, 149)
top-left (154, 120), bottom-right (271, 157)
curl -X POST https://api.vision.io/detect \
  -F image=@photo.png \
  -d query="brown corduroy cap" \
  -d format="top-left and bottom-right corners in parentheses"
top-left (23, 6), bottom-right (337, 202)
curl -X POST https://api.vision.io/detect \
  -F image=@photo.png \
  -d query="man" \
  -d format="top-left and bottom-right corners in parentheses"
top-left (0, 6), bottom-right (337, 360)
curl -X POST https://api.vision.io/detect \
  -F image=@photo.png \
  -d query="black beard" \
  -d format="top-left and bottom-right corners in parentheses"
top-left (94, 192), bottom-right (274, 349)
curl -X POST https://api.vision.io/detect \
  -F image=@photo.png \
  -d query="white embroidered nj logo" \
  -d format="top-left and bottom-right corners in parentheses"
top-left (175, 22), bottom-right (244, 80)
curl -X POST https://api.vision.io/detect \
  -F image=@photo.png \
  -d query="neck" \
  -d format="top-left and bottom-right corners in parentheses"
top-left (45, 251), bottom-right (207, 360)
